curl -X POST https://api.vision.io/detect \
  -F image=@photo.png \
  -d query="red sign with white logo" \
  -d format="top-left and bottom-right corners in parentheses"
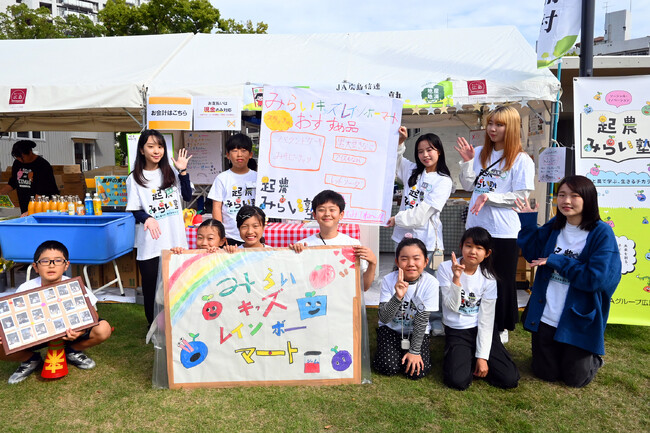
top-left (467, 80), bottom-right (487, 96)
top-left (9, 88), bottom-right (27, 105)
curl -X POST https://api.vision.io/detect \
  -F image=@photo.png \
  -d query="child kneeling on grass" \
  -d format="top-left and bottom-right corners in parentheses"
top-left (290, 189), bottom-right (377, 291)
top-left (372, 237), bottom-right (438, 380)
top-left (0, 240), bottom-right (112, 384)
top-left (437, 227), bottom-right (519, 390)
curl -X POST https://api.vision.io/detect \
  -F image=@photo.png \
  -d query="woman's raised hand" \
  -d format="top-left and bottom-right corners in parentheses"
top-left (513, 197), bottom-right (539, 213)
top-left (454, 137), bottom-right (475, 162)
top-left (172, 147), bottom-right (192, 172)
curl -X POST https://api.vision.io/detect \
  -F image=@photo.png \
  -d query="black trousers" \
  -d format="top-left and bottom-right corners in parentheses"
top-left (492, 237), bottom-right (519, 331)
top-left (373, 326), bottom-right (431, 380)
top-left (137, 256), bottom-right (160, 326)
top-left (531, 322), bottom-right (603, 388)
top-left (443, 325), bottom-right (520, 390)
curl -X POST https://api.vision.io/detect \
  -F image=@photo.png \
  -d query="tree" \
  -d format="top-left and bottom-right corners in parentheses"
top-left (0, 4), bottom-right (59, 39)
top-left (218, 18), bottom-right (268, 34)
top-left (55, 14), bottom-right (106, 38)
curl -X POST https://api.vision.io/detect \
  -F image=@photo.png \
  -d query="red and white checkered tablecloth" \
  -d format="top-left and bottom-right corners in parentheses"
top-left (185, 222), bottom-right (361, 249)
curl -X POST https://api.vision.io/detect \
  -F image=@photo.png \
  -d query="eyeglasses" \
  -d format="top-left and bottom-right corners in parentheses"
top-left (36, 258), bottom-right (67, 266)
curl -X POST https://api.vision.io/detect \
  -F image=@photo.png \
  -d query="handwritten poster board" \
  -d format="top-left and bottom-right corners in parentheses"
top-left (255, 86), bottom-right (402, 224)
top-left (0, 277), bottom-right (99, 355)
top-left (183, 132), bottom-right (223, 185)
top-left (127, 133), bottom-right (174, 173)
top-left (95, 176), bottom-right (127, 207)
top-left (574, 76), bottom-right (650, 326)
top-left (538, 147), bottom-right (566, 183)
top-left (162, 246), bottom-right (361, 388)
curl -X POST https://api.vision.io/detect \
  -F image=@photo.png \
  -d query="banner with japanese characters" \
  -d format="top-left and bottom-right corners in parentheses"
top-left (256, 86), bottom-right (402, 224)
top-left (574, 76), bottom-right (650, 326)
top-left (537, 0), bottom-right (581, 68)
top-left (162, 247), bottom-right (362, 388)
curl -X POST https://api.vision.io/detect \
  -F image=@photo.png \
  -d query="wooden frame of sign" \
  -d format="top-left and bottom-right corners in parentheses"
top-left (0, 276), bottom-right (99, 355)
top-left (162, 246), bottom-right (362, 389)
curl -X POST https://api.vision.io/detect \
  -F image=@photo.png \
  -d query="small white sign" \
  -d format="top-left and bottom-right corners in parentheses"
top-left (193, 96), bottom-right (241, 131)
top-left (538, 147), bottom-right (566, 183)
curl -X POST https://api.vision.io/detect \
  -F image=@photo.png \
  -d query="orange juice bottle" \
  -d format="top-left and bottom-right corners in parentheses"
top-left (93, 193), bottom-right (102, 216)
top-left (58, 196), bottom-right (67, 213)
top-left (34, 197), bottom-right (43, 214)
top-left (49, 196), bottom-right (56, 212)
top-left (27, 196), bottom-right (35, 215)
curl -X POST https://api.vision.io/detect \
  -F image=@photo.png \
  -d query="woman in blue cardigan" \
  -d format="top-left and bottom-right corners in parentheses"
top-left (514, 175), bottom-right (621, 388)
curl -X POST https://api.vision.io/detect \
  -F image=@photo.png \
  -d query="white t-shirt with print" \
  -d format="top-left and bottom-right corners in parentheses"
top-left (465, 147), bottom-right (535, 238)
top-left (17, 276), bottom-right (98, 307)
top-left (393, 155), bottom-right (453, 251)
top-left (126, 169), bottom-right (187, 261)
top-left (542, 223), bottom-right (589, 327)
top-left (437, 259), bottom-right (497, 329)
top-left (208, 169), bottom-right (257, 241)
top-left (300, 232), bottom-right (368, 273)
top-left (378, 270), bottom-right (439, 334)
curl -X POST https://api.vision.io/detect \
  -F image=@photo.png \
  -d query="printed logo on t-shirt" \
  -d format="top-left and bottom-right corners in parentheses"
top-left (391, 299), bottom-right (415, 328)
top-left (225, 183), bottom-right (255, 214)
top-left (475, 168), bottom-right (508, 194)
top-left (148, 186), bottom-right (180, 219)
top-left (550, 246), bottom-right (580, 286)
top-left (16, 168), bottom-right (33, 189)
top-left (459, 288), bottom-right (481, 315)
top-left (403, 184), bottom-right (426, 209)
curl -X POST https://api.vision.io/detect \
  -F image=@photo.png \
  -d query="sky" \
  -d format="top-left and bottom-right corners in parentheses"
top-left (212, 0), bottom-right (650, 48)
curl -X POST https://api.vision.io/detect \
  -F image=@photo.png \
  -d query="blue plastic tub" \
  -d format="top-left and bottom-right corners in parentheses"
top-left (0, 212), bottom-right (135, 264)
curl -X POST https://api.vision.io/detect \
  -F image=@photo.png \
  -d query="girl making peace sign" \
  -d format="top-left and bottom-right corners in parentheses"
top-left (373, 238), bottom-right (439, 380)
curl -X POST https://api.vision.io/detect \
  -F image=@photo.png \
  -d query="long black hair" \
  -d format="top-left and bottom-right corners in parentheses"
top-left (459, 227), bottom-right (497, 281)
top-left (131, 129), bottom-right (176, 189)
top-left (226, 133), bottom-right (257, 171)
top-left (407, 133), bottom-right (451, 187)
top-left (553, 175), bottom-right (600, 231)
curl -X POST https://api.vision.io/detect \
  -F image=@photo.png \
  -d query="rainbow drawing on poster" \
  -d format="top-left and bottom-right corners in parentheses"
top-left (163, 247), bottom-right (362, 388)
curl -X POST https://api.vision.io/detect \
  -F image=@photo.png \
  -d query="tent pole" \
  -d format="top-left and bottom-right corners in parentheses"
top-left (545, 61), bottom-right (563, 222)
top-left (124, 109), bottom-right (143, 130)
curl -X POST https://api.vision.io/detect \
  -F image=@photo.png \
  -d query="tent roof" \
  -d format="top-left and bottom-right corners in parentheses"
top-left (1, 27), bottom-right (560, 132)
top-left (0, 33), bottom-right (193, 132)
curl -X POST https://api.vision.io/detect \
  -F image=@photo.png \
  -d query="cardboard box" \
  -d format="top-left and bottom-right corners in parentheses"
top-left (103, 250), bottom-right (139, 289)
top-left (516, 255), bottom-right (531, 282)
top-left (63, 165), bottom-right (81, 174)
top-left (72, 264), bottom-right (104, 290)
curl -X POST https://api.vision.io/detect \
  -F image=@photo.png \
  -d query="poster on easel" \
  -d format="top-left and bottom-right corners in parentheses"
top-left (183, 132), bottom-right (223, 185)
top-left (0, 277), bottom-right (99, 355)
top-left (256, 86), bottom-right (402, 224)
top-left (574, 75), bottom-right (650, 326)
top-left (162, 246), bottom-right (361, 388)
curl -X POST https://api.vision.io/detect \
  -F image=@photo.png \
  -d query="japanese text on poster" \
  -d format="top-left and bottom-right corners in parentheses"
top-left (94, 176), bottom-right (127, 207)
top-left (574, 76), bottom-right (650, 326)
top-left (193, 96), bottom-right (240, 131)
top-left (163, 247), bottom-right (361, 388)
top-left (183, 132), bottom-right (223, 185)
top-left (256, 86), bottom-right (402, 224)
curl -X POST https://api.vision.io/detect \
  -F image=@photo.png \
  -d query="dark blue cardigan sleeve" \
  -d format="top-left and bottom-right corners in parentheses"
top-left (179, 173), bottom-right (192, 202)
top-left (517, 212), bottom-right (555, 263)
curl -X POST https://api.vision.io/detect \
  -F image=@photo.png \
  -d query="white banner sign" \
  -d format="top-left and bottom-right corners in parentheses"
top-left (193, 96), bottom-right (241, 131)
top-left (537, 0), bottom-right (581, 68)
top-left (538, 146), bottom-right (566, 183)
top-left (256, 86), bottom-right (402, 224)
top-left (147, 96), bottom-right (193, 130)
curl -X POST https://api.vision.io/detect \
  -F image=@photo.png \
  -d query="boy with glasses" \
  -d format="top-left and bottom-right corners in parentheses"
top-left (0, 240), bottom-right (111, 384)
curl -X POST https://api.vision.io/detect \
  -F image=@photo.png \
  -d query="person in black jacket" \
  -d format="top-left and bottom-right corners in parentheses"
top-left (0, 140), bottom-right (59, 214)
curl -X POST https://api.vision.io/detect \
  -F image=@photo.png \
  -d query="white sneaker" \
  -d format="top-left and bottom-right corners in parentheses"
top-left (499, 329), bottom-right (509, 343)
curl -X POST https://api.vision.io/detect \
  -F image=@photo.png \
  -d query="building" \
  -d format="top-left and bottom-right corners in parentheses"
top-left (0, 0), bottom-right (144, 23)
top-left (575, 9), bottom-right (650, 56)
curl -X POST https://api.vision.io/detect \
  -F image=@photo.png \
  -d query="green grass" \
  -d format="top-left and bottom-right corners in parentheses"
top-left (0, 304), bottom-right (648, 432)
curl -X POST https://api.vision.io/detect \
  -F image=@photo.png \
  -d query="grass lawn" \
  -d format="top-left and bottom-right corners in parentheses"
top-left (0, 303), bottom-right (648, 432)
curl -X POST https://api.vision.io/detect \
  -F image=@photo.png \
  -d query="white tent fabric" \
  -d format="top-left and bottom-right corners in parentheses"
top-left (0, 33), bottom-right (193, 132)
top-left (149, 26), bottom-right (560, 108)
top-left (0, 27), bottom-right (560, 132)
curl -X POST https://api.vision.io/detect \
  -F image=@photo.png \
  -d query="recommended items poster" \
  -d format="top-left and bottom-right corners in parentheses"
top-left (95, 176), bottom-right (127, 207)
top-left (162, 247), bottom-right (362, 388)
top-left (256, 86), bottom-right (402, 224)
top-left (574, 76), bottom-right (650, 325)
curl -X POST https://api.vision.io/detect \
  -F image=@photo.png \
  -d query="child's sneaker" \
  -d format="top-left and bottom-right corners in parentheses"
top-left (8, 354), bottom-right (42, 384)
top-left (66, 350), bottom-right (96, 370)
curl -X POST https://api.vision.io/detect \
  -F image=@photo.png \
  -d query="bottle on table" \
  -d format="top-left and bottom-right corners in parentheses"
top-left (68, 196), bottom-right (75, 216)
top-left (27, 196), bottom-right (35, 215)
top-left (58, 196), bottom-right (67, 213)
top-left (92, 193), bottom-right (102, 216)
top-left (84, 193), bottom-right (94, 215)
top-left (76, 196), bottom-right (85, 215)
top-left (49, 196), bottom-right (56, 213)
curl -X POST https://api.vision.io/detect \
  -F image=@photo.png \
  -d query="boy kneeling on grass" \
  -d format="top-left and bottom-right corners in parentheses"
top-left (290, 189), bottom-right (377, 291)
top-left (0, 240), bottom-right (111, 384)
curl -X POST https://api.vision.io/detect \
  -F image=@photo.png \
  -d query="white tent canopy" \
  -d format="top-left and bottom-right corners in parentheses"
top-left (0, 27), bottom-right (560, 132)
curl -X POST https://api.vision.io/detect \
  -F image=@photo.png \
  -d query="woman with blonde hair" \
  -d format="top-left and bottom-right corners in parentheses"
top-left (455, 105), bottom-right (535, 342)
